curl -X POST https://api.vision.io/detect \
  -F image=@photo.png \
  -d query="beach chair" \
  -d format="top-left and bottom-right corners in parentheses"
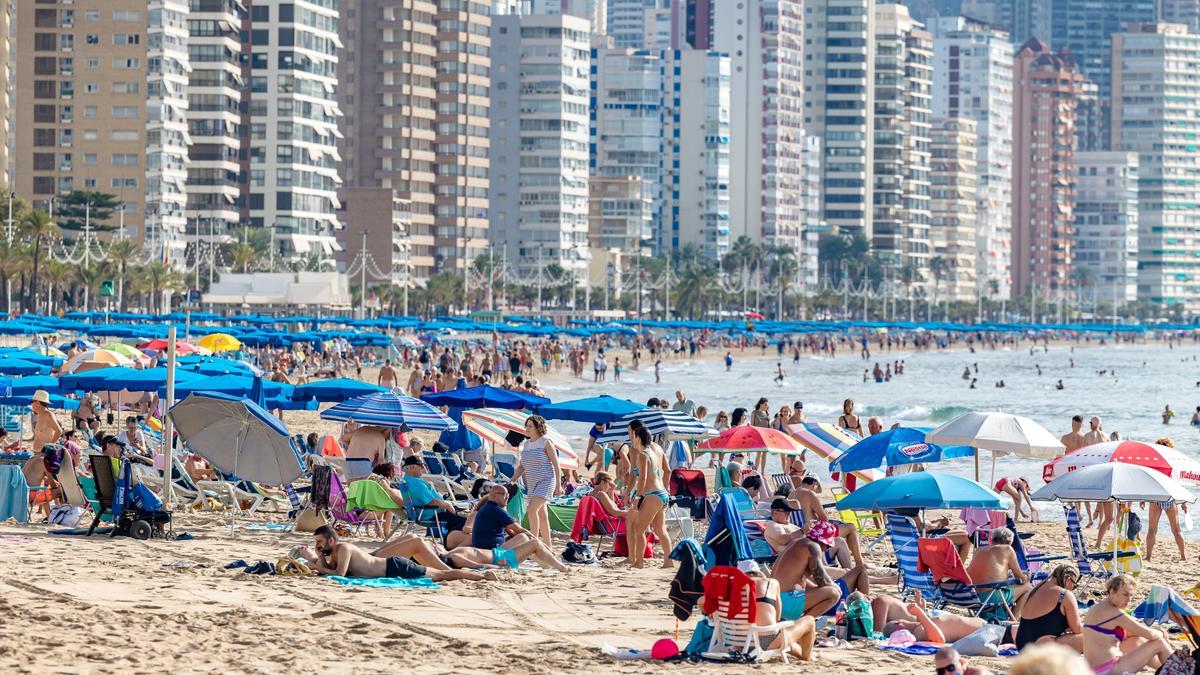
top-left (701, 566), bottom-right (795, 663)
top-left (885, 514), bottom-right (940, 600)
top-left (342, 457), bottom-right (374, 481)
top-left (195, 469), bottom-right (264, 514)
top-left (493, 452), bottom-right (517, 480)
top-left (669, 468), bottom-right (709, 520)
top-left (917, 537), bottom-right (1020, 623)
top-left (422, 452), bottom-right (446, 475)
top-left (1064, 505), bottom-right (1135, 591)
top-left (394, 478), bottom-right (448, 545)
top-left (327, 470), bottom-right (380, 536)
top-left (346, 479), bottom-right (407, 541)
top-left (1006, 515), bottom-right (1065, 581)
top-left (55, 453), bottom-right (89, 510)
top-left (832, 488), bottom-right (885, 552)
top-left (131, 461), bottom-right (207, 509)
top-left (719, 488), bottom-right (777, 566)
top-left (85, 455), bottom-right (120, 536)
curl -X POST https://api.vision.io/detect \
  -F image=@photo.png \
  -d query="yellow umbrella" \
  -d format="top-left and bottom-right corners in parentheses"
top-left (197, 333), bottom-right (242, 353)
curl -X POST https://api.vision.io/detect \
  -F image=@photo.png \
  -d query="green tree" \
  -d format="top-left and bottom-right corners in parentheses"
top-left (138, 260), bottom-right (186, 314)
top-left (674, 265), bottom-right (716, 319)
top-left (76, 262), bottom-right (105, 312)
top-left (55, 190), bottom-right (122, 239)
top-left (42, 260), bottom-right (72, 314)
top-left (21, 209), bottom-right (59, 313)
top-left (105, 238), bottom-right (140, 311)
top-left (424, 271), bottom-right (464, 314)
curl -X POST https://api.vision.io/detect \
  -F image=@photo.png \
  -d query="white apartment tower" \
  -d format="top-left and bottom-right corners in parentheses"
top-left (1074, 151), bottom-right (1139, 307)
top-left (872, 4), bottom-right (932, 281)
top-left (930, 117), bottom-right (978, 302)
top-left (247, 0), bottom-right (343, 262)
top-left (803, 0), bottom-right (875, 247)
top-left (930, 15), bottom-right (1014, 300)
top-left (186, 0), bottom-right (246, 250)
top-left (145, 0), bottom-right (193, 258)
top-left (606, 0), bottom-right (672, 49)
top-left (713, 0), bottom-right (807, 256)
top-left (490, 14), bottom-right (592, 280)
top-left (1111, 23), bottom-right (1200, 309)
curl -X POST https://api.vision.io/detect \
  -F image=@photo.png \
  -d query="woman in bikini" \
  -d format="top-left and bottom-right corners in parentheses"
top-left (994, 476), bottom-right (1040, 523)
top-left (741, 561), bottom-right (817, 661)
top-left (1082, 574), bottom-right (1172, 675)
top-left (837, 399), bottom-right (863, 438)
top-left (1014, 565), bottom-right (1083, 652)
top-left (626, 419), bottom-right (674, 569)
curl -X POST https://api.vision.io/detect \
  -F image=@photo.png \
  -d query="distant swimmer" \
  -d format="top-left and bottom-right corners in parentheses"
top-left (1036, 365), bottom-right (1043, 376)
top-left (969, 378), bottom-right (977, 389)
top-left (962, 367), bottom-right (971, 380)
top-left (1191, 407), bottom-right (1200, 429)
top-left (1070, 358), bottom-right (1075, 368)
top-left (1055, 380), bottom-right (1065, 390)
top-left (773, 363), bottom-right (786, 385)
top-left (973, 363), bottom-right (979, 374)
top-left (1163, 405), bottom-right (1176, 425)
top-left (725, 351), bottom-right (733, 372)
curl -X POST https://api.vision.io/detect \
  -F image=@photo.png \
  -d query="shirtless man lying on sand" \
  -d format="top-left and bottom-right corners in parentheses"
top-left (304, 525), bottom-right (496, 583)
top-left (873, 592), bottom-right (1009, 643)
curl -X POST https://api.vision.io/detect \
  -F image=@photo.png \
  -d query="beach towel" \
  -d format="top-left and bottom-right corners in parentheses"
top-left (876, 642), bottom-right (1019, 658)
top-left (326, 576), bottom-right (440, 590)
top-left (917, 537), bottom-right (971, 586)
top-left (0, 464), bottom-right (28, 523)
top-left (1134, 584), bottom-right (1199, 626)
top-left (668, 538), bottom-right (707, 620)
top-left (960, 508), bottom-right (1005, 538)
top-left (703, 495), bottom-right (751, 567)
top-left (701, 566), bottom-right (756, 623)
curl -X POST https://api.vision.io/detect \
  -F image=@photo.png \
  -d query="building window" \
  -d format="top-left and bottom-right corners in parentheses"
top-left (112, 11), bottom-right (141, 22)
top-left (113, 34), bottom-right (140, 45)
top-left (112, 58), bottom-right (140, 69)
top-left (84, 10), bottom-right (100, 21)
top-left (112, 106), bottom-right (139, 118)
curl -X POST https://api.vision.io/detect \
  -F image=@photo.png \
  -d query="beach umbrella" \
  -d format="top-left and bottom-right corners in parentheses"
top-left (139, 338), bottom-right (202, 355)
top-left (62, 349), bottom-right (135, 373)
top-left (927, 411), bottom-right (1065, 480)
top-left (0, 393), bottom-right (77, 410)
top-left (461, 407), bottom-right (578, 470)
top-left (533, 394), bottom-right (645, 423)
top-left (835, 471), bottom-right (1003, 511)
top-left (788, 422), bottom-right (885, 487)
top-left (438, 407), bottom-right (483, 453)
top-left (0, 347), bottom-right (64, 365)
top-left (101, 342), bottom-right (151, 363)
top-left (0, 356), bottom-right (52, 376)
top-left (1042, 440), bottom-right (1200, 487)
top-left (1031, 462), bottom-right (1196, 505)
top-left (291, 377), bottom-right (387, 403)
top-left (168, 392), bottom-right (304, 486)
top-left (697, 426), bottom-right (806, 455)
top-left (179, 357), bottom-right (261, 377)
top-left (98, 367), bottom-right (205, 393)
top-left (162, 374), bottom-right (286, 399)
top-left (421, 384), bottom-right (549, 410)
top-left (57, 365), bottom-right (135, 392)
top-left (197, 333), bottom-right (242, 353)
top-left (594, 408), bottom-right (716, 445)
top-left (830, 427), bottom-right (975, 473)
top-left (9, 375), bottom-right (60, 396)
top-left (320, 390), bottom-right (457, 431)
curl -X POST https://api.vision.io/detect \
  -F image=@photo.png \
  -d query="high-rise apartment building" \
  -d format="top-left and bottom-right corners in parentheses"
top-left (803, 0), bottom-right (875, 244)
top-left (1112, 23), bottom-right (1200, 309)
top-left (1074, 152), bottom-right (1139, 306)
top-left (661, 48), bottom-right (731, 260)
top-left (1158, 0), bottom-right (1200, 33)
top-left (338, 0), bottom-right (491, 282)
top-left (1012, 38), bottom-right (1082, 300)
top-left (16, 1), bottom-right (193, 249)
top-left (0, 0), bottom-right (12, 187)
top-left (930, 117), bottom-right (978, 302)
top-left (606, 0), bottom-right (673, 48)
top-left (961, 0), bottom-right (1051, 44)
top-left (872, 4), bottom-right (932, 281)
top-left (711, 0), bottom-right (806, 257)
top-left (587, 175), bottom-right (652, 253)
top-left (247, 0), bottom-right (341, 262)
top-left (187, 0), bottom-right (248, 251)
top-left (931, 16), bottom-right (1014, 299)
top-left (529, 0), bottom-right (607, 34)
top-left (490, 14), bottom-right (591, 280)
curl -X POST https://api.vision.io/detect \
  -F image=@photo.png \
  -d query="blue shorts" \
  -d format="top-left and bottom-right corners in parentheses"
top-left (492, 547), bottom-right (519, 569)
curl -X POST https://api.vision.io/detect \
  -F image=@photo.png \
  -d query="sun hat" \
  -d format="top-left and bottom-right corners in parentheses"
top-left (807, 520), bottom-right (838, 548)
top-left (737, 559), bottom-right (762, 575)
top-left (31, 390), bottom-right (51, 405)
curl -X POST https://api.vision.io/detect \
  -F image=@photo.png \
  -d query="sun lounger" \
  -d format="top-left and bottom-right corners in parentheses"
top-left (493, 452), bottom-right (517, 480)
top-left (55, 452), bottom-right (88, 509)
top-left (195, 469), bottom-right (264, 514)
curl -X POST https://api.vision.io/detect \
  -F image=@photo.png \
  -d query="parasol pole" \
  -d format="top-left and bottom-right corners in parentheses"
top-left (974, 445), bottom-right (980, 482)
top-left (161, 327), bottom-right (177, 508)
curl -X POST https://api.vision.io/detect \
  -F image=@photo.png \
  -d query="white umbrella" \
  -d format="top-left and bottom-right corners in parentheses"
top-left (927, 411), bottom-right (1065, 480)
top-left (1031, 462), bottom-right (1196, 505)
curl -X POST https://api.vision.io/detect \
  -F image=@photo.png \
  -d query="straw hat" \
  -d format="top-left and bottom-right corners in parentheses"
top-left (31, 390), bottom-right (51, 405)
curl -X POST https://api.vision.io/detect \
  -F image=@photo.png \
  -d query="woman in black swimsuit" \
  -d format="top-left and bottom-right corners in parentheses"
top-left (837, 399), bottom-right (863, 438)
top-left (1014, 565), bottom-right (1084, 652)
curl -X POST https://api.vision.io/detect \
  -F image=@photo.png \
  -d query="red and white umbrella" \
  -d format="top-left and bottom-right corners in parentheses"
top-left (698, 426), bottom-right (805, 455)
top-left (1043, 440), bottom-right (1200, 487)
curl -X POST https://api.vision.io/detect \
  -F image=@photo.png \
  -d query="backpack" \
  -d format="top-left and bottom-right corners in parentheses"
top-left (843, 595), bottom-right (874, 640)
top-left (562, 541), bottom-right (596, 564)
top-left (1154, 647), bottom-right (1198, 675)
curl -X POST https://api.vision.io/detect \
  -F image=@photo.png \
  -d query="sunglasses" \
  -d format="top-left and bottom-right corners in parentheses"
top-left (936, 665), bottom-right (958, 675)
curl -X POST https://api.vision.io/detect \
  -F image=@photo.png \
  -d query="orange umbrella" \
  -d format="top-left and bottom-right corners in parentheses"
top-left (697, 426), bottom-right (805, 454)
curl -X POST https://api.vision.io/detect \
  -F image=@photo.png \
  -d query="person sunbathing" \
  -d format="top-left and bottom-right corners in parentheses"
top-left (740, 560), bottom-right (818, 661)
top-left (761, 498), bottom-right (856, 571)
top-left (1082, 574), bottom-right (1172, 675)
top-left (786, 476), bottom-right (865, 566)
top-left (1014, 565), bottom-right (1083, 652)
top-left (306, 525), bottom-right (495, 583)
top-left (873, 592), bottom-right (996, 643)
top-left (769, 521), bottom-right (870, 617)
top-left (445, 482), bottom-right (529, 551)
top-left (965, 527), bottom-right (1030, 615)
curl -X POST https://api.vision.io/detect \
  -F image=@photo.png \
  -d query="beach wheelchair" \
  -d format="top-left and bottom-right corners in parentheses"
top-left (86, 455), bottom-right (173, 540)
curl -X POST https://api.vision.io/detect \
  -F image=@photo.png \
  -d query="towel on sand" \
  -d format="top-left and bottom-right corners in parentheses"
top-left (326, 576), bottom-right (440, 589)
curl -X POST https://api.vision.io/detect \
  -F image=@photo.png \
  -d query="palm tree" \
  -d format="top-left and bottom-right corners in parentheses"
top-left (722, 236), bottom-right (763, 312)
top-left (105, 238), bottom-right (139, 311)
top-left (424, 271), bottom-right (463, 314)
top-left (21, 209), bottom-right (59, 313)
top-left (766, 245), bottom-right (798, 320)
top-left (76, 263), bottom-right (104, 312)
top-left (1070, 265), bottom-right (1096, 316)
top-left (674, 265), bottom-right (715, 319)
top-left (41, 260), bottom-right (72, 314)
top-left (139, 260), bottom-right (186, 314)
top-left (929, 256), bottom-right (948, 320)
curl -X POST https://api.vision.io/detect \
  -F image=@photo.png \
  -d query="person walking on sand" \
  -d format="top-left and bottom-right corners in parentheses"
top-left (626, 420), bottom-right (674, 568)
top-left (512, 415), bottom-right (562, 550)
top-left (654, 359), bottom-right (662, 383)
top-left (1145, 437), bottom-right (1189, 562)
top-left (773, 363), bottom-right (785, 385)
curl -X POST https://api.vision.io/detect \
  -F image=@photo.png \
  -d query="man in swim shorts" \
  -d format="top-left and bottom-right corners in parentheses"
top-left (307, 525), bottom-right (495, 582)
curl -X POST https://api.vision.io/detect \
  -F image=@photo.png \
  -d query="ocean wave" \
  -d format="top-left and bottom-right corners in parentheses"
top-left (859, 404), bottom-right (973, 423)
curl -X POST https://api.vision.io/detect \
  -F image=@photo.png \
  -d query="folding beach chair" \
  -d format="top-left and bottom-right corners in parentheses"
top-left (701, 566), bottom-right (795, 664)
top-left (719, 488), bottom-right (777, 567)
top-left (422, 452), bottom-right (446, 475)
top-left (493, 452), bottom-right (517, 480)
top-left (327, 470), bottom-right (379, 536)
top-left (917, 537), bottom-right (1021, 623)
top-left (195, 470), bottom-right (264, 514)
top-left (55, 452), bottom-right (89, 510)
top-left (885, 514), bottom-right (940, 601)
top-left (346, 479), bottom-right (406, 541)
top-left (1006, 515), bottom-right (1065, 581)
top-left (395, 479), bottom-right (448, 545)
top-left (832, 488), bottom-right (885, 552)
top-left (669, 468), bottom-right (708, 519)
top-left (1064, 505), bottom-right (1135, 592)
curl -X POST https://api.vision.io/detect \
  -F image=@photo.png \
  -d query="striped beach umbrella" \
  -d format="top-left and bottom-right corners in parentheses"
top-left (1043, 440), bottom-right (1200, 487)
top-left (594, 408), bottom-right (716, 445)
top-left (788, 422), bottom-right (884, 486)
top-left (320, 390), bottom-right (458, 431)
top-left (461, 407), bottom-right (578, 470)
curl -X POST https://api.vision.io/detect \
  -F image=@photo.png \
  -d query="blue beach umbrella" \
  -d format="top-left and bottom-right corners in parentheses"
top-left (534, 394), bottom-right (645, 424)
top-left (291, 377), bottom-right (387, 403)
top-left (0, 393), bottom-right (78, 410)
top-left (320, 391), bottom-right (458, 431)
top-left (835, 472), bottom-right (1002, 511)
top-left (0, 356), bottom-right (51, 376)
top-left (9, 375), bottom-right (58, 396)
top-left (57, 366), bottom-right (135, 392)
top-left (99, 367), bottom-right (204, 392)
top-left (421, 384), bottom-right (549, 410)
top-left (830, 427), bottom-right (975, 473)
top-left (168, 392), bottom-right (304, 486)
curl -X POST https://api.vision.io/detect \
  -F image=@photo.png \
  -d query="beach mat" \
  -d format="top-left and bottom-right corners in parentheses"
top-left (49, 527), bottom-right (114, 536)
top-left (326, 576), bottom-right (440, 590)
top-left (877, 642), bottom-right (1017, 657)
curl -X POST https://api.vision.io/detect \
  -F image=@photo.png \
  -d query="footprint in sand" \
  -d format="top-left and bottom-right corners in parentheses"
top-left (310, 609), bottom-right (338, 619)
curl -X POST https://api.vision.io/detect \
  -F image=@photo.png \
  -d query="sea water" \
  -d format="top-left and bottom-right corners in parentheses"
top-left (539, 341), bottom-right (1200, 529)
